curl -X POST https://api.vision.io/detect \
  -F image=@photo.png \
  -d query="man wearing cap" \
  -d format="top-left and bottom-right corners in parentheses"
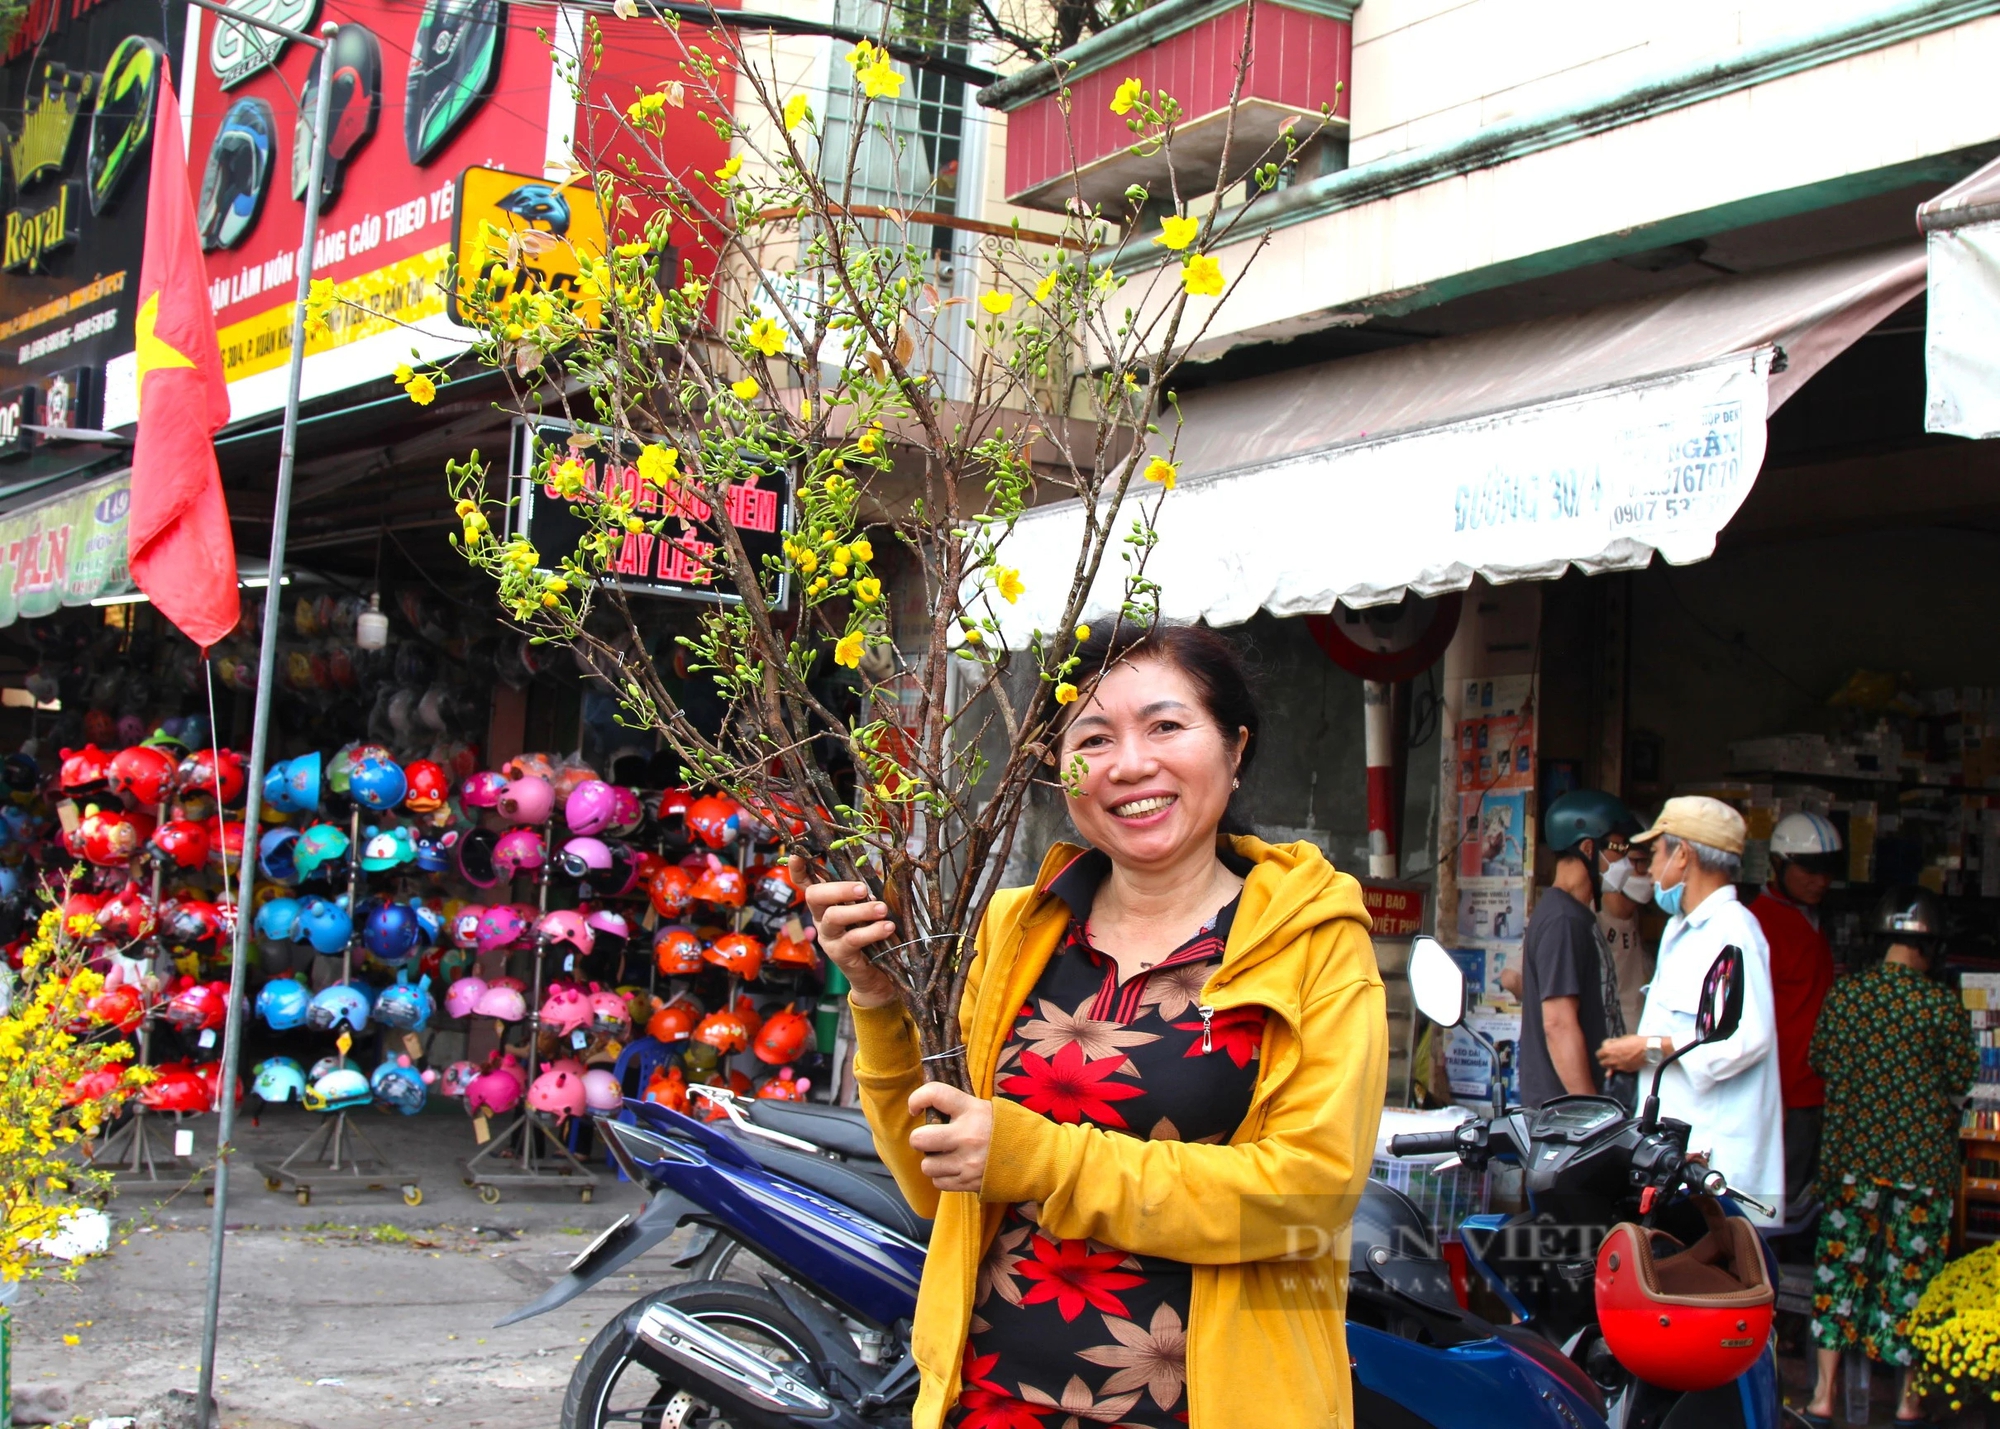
top-left (1596, 795), bottom-right (1784, 1222)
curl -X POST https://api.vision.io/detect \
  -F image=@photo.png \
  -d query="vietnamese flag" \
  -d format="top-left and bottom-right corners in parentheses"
top-left (128, 72), bottom-right (240, 651)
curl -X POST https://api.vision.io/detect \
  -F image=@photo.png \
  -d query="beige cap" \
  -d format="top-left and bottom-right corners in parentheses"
top-left (1631, 795), bottom-right (1747, 856)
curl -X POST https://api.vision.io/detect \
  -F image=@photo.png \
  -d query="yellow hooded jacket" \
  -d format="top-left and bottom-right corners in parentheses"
top-left (851, 836), bottom-right (1388, 1428)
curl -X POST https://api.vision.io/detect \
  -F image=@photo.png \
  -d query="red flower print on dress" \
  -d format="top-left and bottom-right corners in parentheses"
top-left (1172, 1005), bottom-right (1265, 1068)
top-left (955, 1385), bottom-right (1052, 1429)
top-left (999, 1042), bottom-right (1145, 1127)
top-left (964, 1347), bottom-right (1009, 1395)
top-left (1017, 1234), bottom-right (1147, 1321)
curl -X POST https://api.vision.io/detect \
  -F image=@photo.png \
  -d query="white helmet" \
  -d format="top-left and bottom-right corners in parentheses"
top-left (1770, 811), bottom-right (1841, 857)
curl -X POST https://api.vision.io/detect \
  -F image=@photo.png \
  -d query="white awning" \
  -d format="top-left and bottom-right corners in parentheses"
top-left (991, 242), bottom-right (1925, 645)
top-left (1921, 155), bottom-right (2000, 439)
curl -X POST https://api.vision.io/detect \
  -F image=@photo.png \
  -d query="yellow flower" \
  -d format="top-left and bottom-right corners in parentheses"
top-left (1075, 623), bottom-right (1090, 641)
top-left (553, 457), bottom-right (588, 496)
top-left (646, 292), bottom-right (668, 332)
top-left (784, 93), bottom-right (810, 130)
top-left (393, 363), bottom-right (414, 385)
top-left (1055, 681), bottom-right (1079, 704)
top-left (406, 374), bottom-right (438, 406)
top-left (833, 630), bottom-right (865, 668)
top-left (1143, 455), bottom-right (1178, 490)
top-left (715, 154), bottom-right (743, 181)
top-left (1110, 77), bottom-right (1143, 116)
top-left (856, 424), bottom-right (882, 455)
top-left (859, 52), bottom-right (904, 100)
top-left (731, 376), bottom-right (760, 401)
top-left (1155, 215), bottom-right (1200, 251)
top-left (845, 38), bottom-right (878, 70)
top-left (979, 290), bottom-right (1014, 316)
top-left (746, 316), bottom-right (786, 357)
top-left (62, 1334), bottom-right (78, 1346)
top-left (994, 566), bottom-right (1025, 603)
top-left (1183, 253), bottom-right (1225, 296)
top-left (799, 398), bottom-right (813, 421)
top-left (855, 577), bottom-right (882, 603)
top-left (304, 277), bottom-right (337, 335)
top-left (637, 444), bottom-right (680, 486)
top-left (1034, 270), bottom-right (1059, 303)
top-left (795, 547), bottom-right (818, 574)
top-left (850, 538), bottom-right (873, 561)
top-left (961, 625), bottom-right (983, 644)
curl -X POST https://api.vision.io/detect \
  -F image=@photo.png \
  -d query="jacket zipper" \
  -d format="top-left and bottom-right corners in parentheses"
top-left (1197, 1004), bottom-right (1215, 1053)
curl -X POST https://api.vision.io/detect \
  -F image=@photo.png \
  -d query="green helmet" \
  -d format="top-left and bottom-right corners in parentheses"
top-left (1544, 789), bottom-right (1631, 854)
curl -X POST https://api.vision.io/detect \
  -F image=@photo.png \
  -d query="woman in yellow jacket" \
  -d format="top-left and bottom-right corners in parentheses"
top-left (806, 622), bottom-right (1387, 1429)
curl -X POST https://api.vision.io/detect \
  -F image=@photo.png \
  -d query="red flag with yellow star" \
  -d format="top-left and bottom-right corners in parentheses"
top-left (128, 72), bottom-right (239, 651)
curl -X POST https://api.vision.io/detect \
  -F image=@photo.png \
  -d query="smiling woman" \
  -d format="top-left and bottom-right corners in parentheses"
top-left (805, 621), bottom-right (1389, 1429)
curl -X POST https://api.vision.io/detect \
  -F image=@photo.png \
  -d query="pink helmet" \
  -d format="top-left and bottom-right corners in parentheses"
top-left (557, 836), bottom-right (612, 881)
top-left (451, 905), bottom-right (487, 950)
top-left (540, 984), bottom-right (592, 1036)
top-left (439, 1061), bottom-right (481, 1097)
top-left (586, 908), bottom-right (630, 940)
top-left (527, 1068), bottom-right (587, 1120)
top-left (491, 1050), bottom-right (528, 1091)
top-left (493, 827), bottom-right (546, 880)
top-left (588, 987), bottom-right (631, 1035)
top-left (461, 771), bottom-right (508, 808)
top-left (465, 1062), bottom-right (524, 1115)
top-left (475, 904), bottom-right (527, 954)
top-left (472, 982), bottom-right (528, 1021)
top-left (539, 909), bottom-right (594, 956)
top-left (444, 976), bottom-right (489, 1019)
top-left (582, 1068), bottom-right (623, 1113)
top-left (497, 775), bottom-right (554, 826)
top-left (608, 787), bottom-right (645, 837)
top-left (565, 780), bottom-right (619, 836)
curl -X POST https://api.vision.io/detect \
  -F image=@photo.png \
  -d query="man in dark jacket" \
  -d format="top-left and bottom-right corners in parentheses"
top-left (1514, 791), bottom-right (1628, 1109)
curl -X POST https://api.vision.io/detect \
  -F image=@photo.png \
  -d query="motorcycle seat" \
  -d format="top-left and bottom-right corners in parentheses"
top-left (738, 1136), bottom-right (932, 1245)
top-left (740, 1101), bottom-right (883, 1162)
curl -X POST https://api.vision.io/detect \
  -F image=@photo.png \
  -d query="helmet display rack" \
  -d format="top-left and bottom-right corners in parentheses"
top-left (460, 811), bottom-right (600, 1204)
top-left (88, 793), bottom-right (197, 1182)
top-left (254, 807), bottom-right (422, 1206)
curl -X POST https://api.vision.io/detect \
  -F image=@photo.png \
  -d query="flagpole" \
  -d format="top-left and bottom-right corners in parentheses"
top-left (195, 19), bottom-right (337, 1425)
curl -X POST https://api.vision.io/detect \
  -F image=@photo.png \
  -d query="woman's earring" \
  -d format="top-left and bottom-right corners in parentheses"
top-left (1231, 778), bottom-right (1240, 790)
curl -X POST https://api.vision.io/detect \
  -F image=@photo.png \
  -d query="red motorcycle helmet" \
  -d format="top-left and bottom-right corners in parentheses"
top-left (151, 819), bottom-right (212, 870)
top-left (768, 926), bottom-right (819, 969)
top-left (59, 745), bottom-right (115, 795)
top-left (690, 863), bottom-right (745, 910)
top-left (693, 1009), bottom-right (750, 1053)
top-left (647, 864), bottom-right (695, 918)
top-left (107, 745), bottom-right (177, 807)
top-left (140, 1062), bottom-right (211, 1113)
top-left (653, 924), bottom-right (704, 976)
top-left (204, 816), bottom-right (246, 870)
top-left (163, 979), bottom-right (231, 1032)
top-left (98, 885), bottom-right (155, 942)
top-left (80, 807), bottom-right (149, 866)
top-left (1594, 1202), bottom-right (1774, 1394)
top-left (646, 1000), bottom-right (697, 1042)
top-left (402, 759), bottom-right (450, 814)
top-left (751, 862), bottom-right (803, 914)
top-left (753, 1004), bottom-right (816, 1064)
top-left (685, 793), bottom-right (741, 850)
top-left (178, 748), bottom-right (247, 807)
top-left (656, 787), bottom-right (694, 827)
top-left (189, 1060), bottom-right (243, 1108)
top-left (704, 931), bottom-right (765, 981)
top-left (87, 983), bottom-right (144, 1033)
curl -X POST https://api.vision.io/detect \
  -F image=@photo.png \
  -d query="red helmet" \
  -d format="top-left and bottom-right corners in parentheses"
top-left (204, 816), bottom-right (246, 870)
top-left (757, 1068), bottom-right (810, 1100)
top-left (751, 862), bottom-right (803, 914)
top-left (66, 1064), bottom-right (130, 1110)
top-left (189, 1060), bottom-right (243, 1108)
top-left (60, 890), bottom-right (107, 936)
top-left (98, 885), bottom-right (155, 942)
top-left (151, 819), bottom-right (212, 870)
top-left (81, 807), bottom-right (149, 866)
top-left (686, 793), bottom-right (741, 849)
top-left (177, 748), bottom-right (247, 807)
top-left (646, 1000), bottom-right (697, 1042)
top-left (729, 993), bottom-right (763, 1040)
top-left (1594, 1204), bottom-right (1774, 1394)
top-left (163, 979), bottom-right (231, 1032)
top-left (86, 983), bottom-right (144, 1033)
top-left (656, 787), bottom-right (694, 826)
top-left (690, 863), bottom-right (745, 909)
top-left (59, 745), bottom-right (116, 795)
top-left (653, 924), bottom-right (704, 976)
top-left (753, 1005), bottom-right (816, 1064)
top-left (693, 1008), bottom-right (750, 1053)
top-left (704, 931), bottom-right (765, 980)
top-left (403, 759), bottom-right (450, 814)
top-left (162, 899), bottom-right (224, 949)
top-left (108, 745), bottom-right (177, 807)
top-left (647, 864), bottom-right (694, 918)
top-left (140, 1062), bottom-right (212, 1113)
top-left (768, 926), bottom-right (819, 969)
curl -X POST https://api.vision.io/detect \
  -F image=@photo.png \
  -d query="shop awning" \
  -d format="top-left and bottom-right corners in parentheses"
top-left (990, 242), bottom-right (1924, 645)
top-left (1921, 155), bottom-right (2000, 438)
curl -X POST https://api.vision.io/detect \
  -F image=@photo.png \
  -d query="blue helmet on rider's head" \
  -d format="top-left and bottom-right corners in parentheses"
top-left (1543, 790), bottom-right (1632, 857)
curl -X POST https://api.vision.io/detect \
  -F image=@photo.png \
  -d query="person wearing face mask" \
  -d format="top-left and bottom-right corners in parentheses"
top-left (1598, 833), bottom-right (1655, 1036)
top-left (1596, 796), bottom-right (1784, 1223)
top-left (1752, 811), bottom-right (1844, 1220)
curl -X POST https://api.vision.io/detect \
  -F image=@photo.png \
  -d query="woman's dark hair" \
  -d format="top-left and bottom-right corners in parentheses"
top-left (1057, 620), bottom-right (1260, 836)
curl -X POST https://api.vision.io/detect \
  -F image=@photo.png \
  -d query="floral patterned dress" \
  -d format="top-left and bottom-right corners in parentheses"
top-left (953, 850), bottom-right (1263, 1429)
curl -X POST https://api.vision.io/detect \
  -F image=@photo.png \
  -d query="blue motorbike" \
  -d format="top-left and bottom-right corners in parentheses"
top-left (505, 940), bottom-right (1780, 1429)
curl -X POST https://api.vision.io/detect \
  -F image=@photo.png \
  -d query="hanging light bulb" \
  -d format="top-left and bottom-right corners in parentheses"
top-left (356, 592), bottom-right (390, 651)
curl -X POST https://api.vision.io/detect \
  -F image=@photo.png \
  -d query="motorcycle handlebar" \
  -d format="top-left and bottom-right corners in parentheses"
top-left (1387, 1130), bottom-right (1462, 1157)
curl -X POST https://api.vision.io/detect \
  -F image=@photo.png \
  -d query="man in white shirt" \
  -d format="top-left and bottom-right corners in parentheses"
top-left (1595, 796), bottom-right (1784, 1223)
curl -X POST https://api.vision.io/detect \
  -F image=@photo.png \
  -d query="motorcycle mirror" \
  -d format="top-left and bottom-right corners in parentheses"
top-left (1408, 936), bottom-right (1466, 1029)
top-left (1694, 945), bottom-right (1744, 1043)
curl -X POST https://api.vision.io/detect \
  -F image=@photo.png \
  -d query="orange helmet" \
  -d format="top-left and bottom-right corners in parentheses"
top-left (1594, 1203), bottom-right (1774, 1394)
top-left (643, 1063), bottom-right (688, 1112)
top-left (757, 1067), bottom-right (810, 1100)
top-left (704, 932), bottom-right (765, 980)
top-left (730, 993), bottom-right (763, 1039)
top-left (753, 1004), bottom-right (816, 1064)
top-left (693, 1009), bottom-right (750, 1053)
top-left (647, 864), bottom-right (694, 918)
top-left (769, 926), bottom-right (819, 969)
top-left (646, 1000), bottom-right (698, 1042)
top-left (690, 863), bottom-right (745, 909)
top-left (653, 924), bottom-right (704, 976)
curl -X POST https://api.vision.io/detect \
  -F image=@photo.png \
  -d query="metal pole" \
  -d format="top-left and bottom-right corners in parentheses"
top-left (195, 22), bottom-right (336, 1424)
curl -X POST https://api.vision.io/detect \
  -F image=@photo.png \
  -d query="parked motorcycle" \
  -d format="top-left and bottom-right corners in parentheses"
top-left (504, 938), bottom-right (1777, 1429)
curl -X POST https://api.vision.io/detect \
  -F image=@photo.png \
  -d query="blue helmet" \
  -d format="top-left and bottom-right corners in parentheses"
top-left (373, 971), bottom-right (434, 1031)
top-left (1543, 790), bottom-right (1633, 855)
top-left (0, 865), bottom-right (22, 901)
top-left (370, 1057), bottom-right (429, 1115)
top-left (302, 1065), bottom-right (371, 1112)
top-left (307, 982), bottom-right (371, 1033)
top-left (254, 897), bottom-right (303, 942)
top-left (294, 824), bottom-right (351, 881)
top-left (412, 828), bottom-right (459, 874)
top-left (252, 1056), bottom-right (307, 1102)
top-left (256, 976), bottom-right (311, 1030)
top-left (297, 896), bottom-right (353, 954)
top-left (410, 900), bottom-right (444, 945)
top-left (363, 902), bottom-right (421, 961)
top-left (349, 756), bottom-right (408, 812)
top-left (258, 826), bottom-right (302, 883)
top-left (0, 805), bottom-right (33, 842)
